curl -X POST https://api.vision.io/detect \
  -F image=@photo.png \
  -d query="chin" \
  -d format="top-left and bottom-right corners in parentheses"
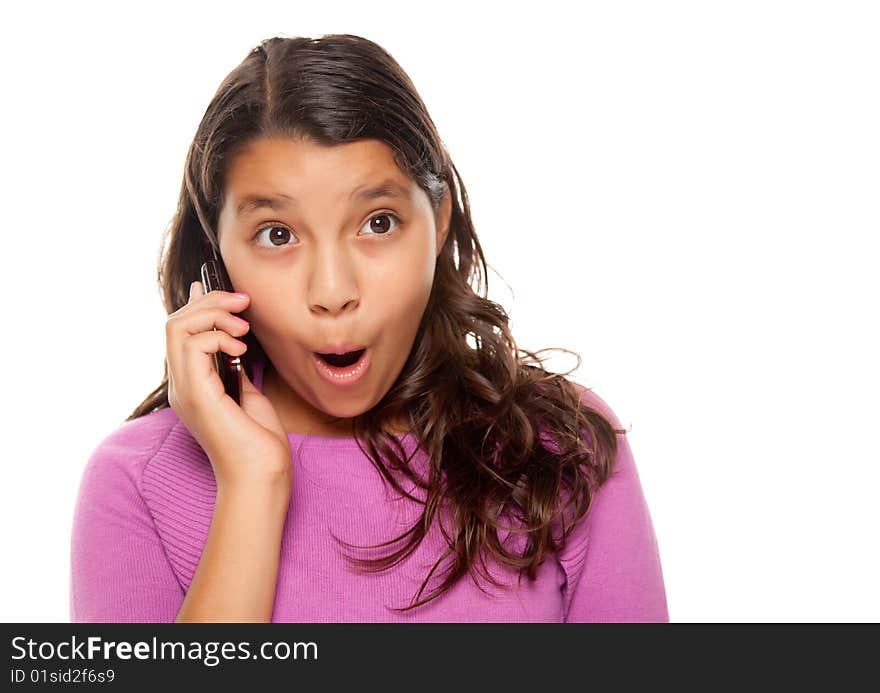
top-left (311, 395), bottom-right (372, 421)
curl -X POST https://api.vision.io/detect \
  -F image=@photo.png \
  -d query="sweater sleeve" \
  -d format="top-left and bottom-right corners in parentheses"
top-left (70, 416), bottom-right (185, 622)
top-left (560, 389), bottom-right (669, 623)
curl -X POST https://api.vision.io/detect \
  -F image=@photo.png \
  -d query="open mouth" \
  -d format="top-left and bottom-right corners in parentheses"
top-left (315, 348), bottom-right (366, 368)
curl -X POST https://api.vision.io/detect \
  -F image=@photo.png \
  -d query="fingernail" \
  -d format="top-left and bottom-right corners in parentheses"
top-left (233, 292), bottom-right (249, 300)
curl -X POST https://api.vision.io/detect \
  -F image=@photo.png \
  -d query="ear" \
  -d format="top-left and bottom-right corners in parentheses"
top-left (434, 181), bottom-right (452, 257)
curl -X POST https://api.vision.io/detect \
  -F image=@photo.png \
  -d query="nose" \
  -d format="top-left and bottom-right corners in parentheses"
top-left (306, 245), bottom-right (360, 315)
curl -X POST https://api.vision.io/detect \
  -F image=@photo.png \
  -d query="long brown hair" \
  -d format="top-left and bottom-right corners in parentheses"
top-left (128, 34), bottom-right (625, 611)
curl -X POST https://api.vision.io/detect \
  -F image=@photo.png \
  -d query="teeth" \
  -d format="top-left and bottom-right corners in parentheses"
top-left (316, 350), bottom-right (368, 380)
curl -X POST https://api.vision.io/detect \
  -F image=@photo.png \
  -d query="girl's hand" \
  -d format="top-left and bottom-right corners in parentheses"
top-left (166, 281), bottom-right (292, 491)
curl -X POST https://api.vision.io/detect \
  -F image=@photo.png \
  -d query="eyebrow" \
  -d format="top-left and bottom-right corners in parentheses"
top-left (235, 179), bottom-right (411, 218)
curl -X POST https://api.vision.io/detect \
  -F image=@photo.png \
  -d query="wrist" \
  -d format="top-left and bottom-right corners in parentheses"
top-left (216, 465), bottom-right (293, 499)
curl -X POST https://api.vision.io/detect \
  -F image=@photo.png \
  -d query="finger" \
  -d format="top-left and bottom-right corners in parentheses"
top-left (167, 303), bottom-right (249, 386)
top-left (181, 330), bottom-right (249, 387)
top-left (188, 280), bottom-right (204, 303)
top-left (170, 313), bottom-right (247, 384)
top-left (184, 329), bottom-right (249, 360)
top-left (194, 287), bottom-right (249, 313)
top-left (174, 308), bottom-right (250, 339)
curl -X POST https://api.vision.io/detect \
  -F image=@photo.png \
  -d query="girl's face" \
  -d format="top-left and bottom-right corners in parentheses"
top-left (217, 136), bottom-right (451, 436)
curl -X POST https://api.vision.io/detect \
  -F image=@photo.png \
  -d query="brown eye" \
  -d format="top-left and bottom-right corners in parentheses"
top-left (255, 224), bottom-right (295, 247)
top-left (361, 212), bottom-right (401, 236)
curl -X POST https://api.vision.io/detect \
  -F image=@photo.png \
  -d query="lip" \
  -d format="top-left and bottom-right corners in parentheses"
top-left (312, 348), bottom-right (371, 387)
top-left (314, 342), bottom-right (368, 355)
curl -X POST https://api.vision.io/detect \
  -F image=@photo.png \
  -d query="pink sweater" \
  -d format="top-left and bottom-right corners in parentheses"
top-left (70, 353), bottom-right (669, 622)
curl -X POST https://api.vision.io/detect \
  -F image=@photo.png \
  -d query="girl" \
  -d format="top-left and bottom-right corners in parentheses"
top-left (70, 34), bottom-right (668, 622)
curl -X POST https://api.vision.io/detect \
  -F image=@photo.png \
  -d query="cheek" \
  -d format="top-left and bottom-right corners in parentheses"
top-left (375, 232), bottom-right (436, 293)
top-left (375, 264), bottom-right (434, 341)
top-left (243, 301), bottom-right (290, 349)
top-left (375, 240), bottom-right (434, 295)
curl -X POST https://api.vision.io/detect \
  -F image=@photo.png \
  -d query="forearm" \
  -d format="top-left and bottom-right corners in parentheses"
top-left (175, 476), bottom-right (291, 623)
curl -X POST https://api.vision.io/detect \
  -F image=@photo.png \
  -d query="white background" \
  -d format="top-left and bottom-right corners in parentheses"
top-left (1, 0), bottom-right (877, 622)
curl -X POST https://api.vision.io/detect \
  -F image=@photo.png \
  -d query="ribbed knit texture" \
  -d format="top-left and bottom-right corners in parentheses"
top-left (70, 353), bottom-right (668, 622)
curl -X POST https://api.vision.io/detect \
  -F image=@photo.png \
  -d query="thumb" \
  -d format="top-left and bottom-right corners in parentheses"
top-left (239, 364), bottom-right (260, 396)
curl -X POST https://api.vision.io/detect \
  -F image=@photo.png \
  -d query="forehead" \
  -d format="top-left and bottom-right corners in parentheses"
top-left (223, 136), bottom-right (413, 197)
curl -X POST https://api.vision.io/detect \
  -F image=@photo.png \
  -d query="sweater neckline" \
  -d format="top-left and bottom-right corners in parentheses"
top-left (250, 346), bottom-right (417, 448)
